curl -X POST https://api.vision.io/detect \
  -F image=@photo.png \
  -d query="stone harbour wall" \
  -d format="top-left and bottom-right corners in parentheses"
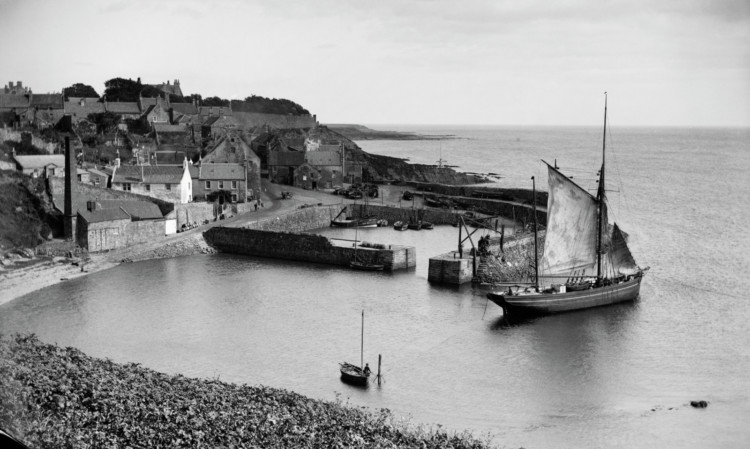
top-left (203, 226), bottom-right (415, 271)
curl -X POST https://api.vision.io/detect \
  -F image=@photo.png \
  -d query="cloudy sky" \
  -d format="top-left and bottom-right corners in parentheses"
top-left (1, 0), bottom-right (748, 127)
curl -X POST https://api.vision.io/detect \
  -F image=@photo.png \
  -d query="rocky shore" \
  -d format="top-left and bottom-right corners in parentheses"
top-left (0, 334), bottom-right (494, 448)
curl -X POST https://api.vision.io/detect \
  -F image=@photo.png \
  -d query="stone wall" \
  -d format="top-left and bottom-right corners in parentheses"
top-left (1, 127), bottom-right (59, 154)
top-left (203, 226), bottom-right (415, 271)
top-left (241, 205), bottom-right (341, 232)
top-left (232, 111), bottom-right (316, 130)
top-left (78, 217), bottom-right (166, 252)
top-left (428, 253), bottom-right (474, 285)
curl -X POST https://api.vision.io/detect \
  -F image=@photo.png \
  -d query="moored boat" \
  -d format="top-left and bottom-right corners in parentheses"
top-left (393, 221), bottom-right (408, 231)
top-left (487, 94), bottom-right (647, 317)
top-left (339, 362), bottom-right (369, 385)
top-left (331, 217), bottom-right (378, 228)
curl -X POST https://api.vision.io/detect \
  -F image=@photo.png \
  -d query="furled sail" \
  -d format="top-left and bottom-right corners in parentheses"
top-left (539, 164), bottom-right (599, 286)
top-left (604, 223), bottom-right (638, 276)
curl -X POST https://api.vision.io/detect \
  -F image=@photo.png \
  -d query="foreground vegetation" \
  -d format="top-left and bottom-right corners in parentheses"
top-left (0, 334), bottom-right (495, 448)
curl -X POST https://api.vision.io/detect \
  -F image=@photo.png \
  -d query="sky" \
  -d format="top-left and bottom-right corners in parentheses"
top-left (1, 0), bottom-right (748, 127)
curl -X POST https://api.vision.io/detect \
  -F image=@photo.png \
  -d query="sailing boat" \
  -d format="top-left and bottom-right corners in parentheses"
top-left (487, 94), bottom-right (647, 317)
top-left (339, 310), bottom-right (371, 385)
top-left (350, 221), bottom-right (384, 271)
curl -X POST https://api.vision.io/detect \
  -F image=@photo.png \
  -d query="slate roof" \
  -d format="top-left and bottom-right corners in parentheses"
top-left (0, 95), bottom-right (30, 109)
top-left (14, 154), bottom-right (66, 170)
top-left (77, 199), bottom-right (163, 223)
top-left (171, 102), bottom-right (198, 115)
top-left (198, 163), bottom-right (245, 181)
top-left (112, 165), bottom-right (185, 184)
top-left (153, 123), bottom-right (189, 133)
top-left (64, 97), bottom-right (105, 116)
top-left (30, 94), bottom-right (63, 109)
top-left (105, 102), bottom-right (140, 114)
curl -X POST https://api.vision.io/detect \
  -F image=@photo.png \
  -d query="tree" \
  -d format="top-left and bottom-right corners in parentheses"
top-left (103, 78), bottom-right (162, 102)
top-left (87, 112), bottom-right (122, 134)
top-left (62, 83), bottom-right (99, 100)
top-left (202, 96), bottom-right (229, 107)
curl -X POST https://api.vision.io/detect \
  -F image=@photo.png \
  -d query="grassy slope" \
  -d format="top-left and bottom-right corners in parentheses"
top-left (0, 170), bottom-right (55, 251)
top-left (0, 334), bottom-right (494, 449)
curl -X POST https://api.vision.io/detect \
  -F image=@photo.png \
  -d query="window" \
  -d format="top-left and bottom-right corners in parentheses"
top-left (93, 178), bottom-right (100, 185)
top-left (145, 184), bottom-right (151, 191)
top-left (165, 183), bottom-right (171, 191)
top-left (123, 183), bottom-right (131, 191)
top-left (218, 181), bottom-right (224, 189)
top-left (231, 181), bottom-right (238, 189)
top-left (205, 181), bottom-right (211, 189)
top-left (231, 194), bottom-right (237, 203)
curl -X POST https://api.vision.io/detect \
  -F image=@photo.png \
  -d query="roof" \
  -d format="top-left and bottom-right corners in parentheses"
top-left (171, 102), bottom-right (198, 115)
top-left (64, 97), bottom-right (105, 116)
top-left (112, 165), bottom-right (185, 184)
top-left (30, 94), bottom-right (63, 109)
top-left (153, 123), bottom-right (189, 133)
top-left (198, 163), bottom-right (245, 181)
top-left (203, 116), bottom-right (221, 126)
top-left (14, 154), bottom-right (66, 169)
top-left (0, 95), bottom-right (30, 109)
top-left (105, 102), bottom-right (140, 114)
top-left (78, 199), bottom-right (163, 223)
top-left (139, 97), bottom-right (157, 108)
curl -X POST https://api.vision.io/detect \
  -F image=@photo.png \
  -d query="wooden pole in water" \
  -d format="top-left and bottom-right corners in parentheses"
top-left (377, 354), bottom-right (382, 385)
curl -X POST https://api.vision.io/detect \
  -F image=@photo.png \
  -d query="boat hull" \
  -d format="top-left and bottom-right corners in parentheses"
top-left (331, 218), bottom-right (378, 228)
top-left (340, 363), bottom-right (369, 386)
top-left (350, 261), bottom-right (384, 271)
top-left (487, 275), bottom-right (643, 317)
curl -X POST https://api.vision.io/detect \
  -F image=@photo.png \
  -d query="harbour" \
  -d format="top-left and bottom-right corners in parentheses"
top-left (3, 125), bottom-right (749, 448)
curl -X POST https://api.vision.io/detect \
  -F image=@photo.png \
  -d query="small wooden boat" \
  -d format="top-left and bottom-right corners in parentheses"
top-left (420, 221), bottom-right (434, 230)
top-left (393, 221), bottom-right (408, 231)
top-left (339, 362), bottom-right (369, 386)
top-left (331, 217), bottom-right (378, 228)
top-left (408, 221), bottom-right (422, 230)
top-left (350, 260), bottom-right (385, 271)
top-left (340, 310), bottom-right (370, 386)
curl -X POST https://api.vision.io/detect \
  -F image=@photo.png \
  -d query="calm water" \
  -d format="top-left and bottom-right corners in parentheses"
top-left (2, 126), bottom-right (749, 448)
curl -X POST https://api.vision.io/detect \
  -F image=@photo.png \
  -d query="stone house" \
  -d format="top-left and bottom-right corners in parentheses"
top-left (83, 166), bottom-right (111, 187)
top-left (110, 161), bottom-right (193, 204)
top-left (0, 94), bottom-right (30, 126)
top-left (104, 101), bottom-right (141, 119)
top-left (191, 163), bottom-right (249, 203)
top-left (203, 133), bottom-right (261, 197)
top-left (201, 115), bottom-right (238, 143)
top-left (12, 154), bottom-right (66, 178)
top-left (267, 150), bottom-right (305, 185)
top-left (24, 94), bottom-right (65, 128)
top-left (76, 200), bottom-right (166, 252)
top-left (141, 96), bottom-right (171, 127)
top-left (64, 97), bottom-right (105, 123)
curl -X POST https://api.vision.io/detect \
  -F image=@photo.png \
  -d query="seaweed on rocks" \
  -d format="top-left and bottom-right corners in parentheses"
top-left (1, 334), bottom-right (495, 448)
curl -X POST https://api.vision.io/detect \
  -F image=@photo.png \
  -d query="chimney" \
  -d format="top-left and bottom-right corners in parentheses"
top-left (63, 137), bottom-right (78, 240)
top-left (87, 201), bottom-right (100, 212)
top-left (17, 81), bottom-right (23, 88)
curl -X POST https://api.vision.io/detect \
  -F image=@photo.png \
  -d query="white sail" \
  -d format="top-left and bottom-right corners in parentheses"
top-left (539, 165), bottom-right (599, 286)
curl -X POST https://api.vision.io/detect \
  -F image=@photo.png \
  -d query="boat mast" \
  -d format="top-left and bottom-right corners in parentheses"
top-left (596, 92), bottom-right (607, 281)
top-left (361, 310), bottom-right (364, 369)
top-left (532, 175), bottom-right (539, 292)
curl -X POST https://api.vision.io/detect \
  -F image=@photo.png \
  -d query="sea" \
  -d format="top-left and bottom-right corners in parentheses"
top-left (2, 125), bottom-right (749, 448)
